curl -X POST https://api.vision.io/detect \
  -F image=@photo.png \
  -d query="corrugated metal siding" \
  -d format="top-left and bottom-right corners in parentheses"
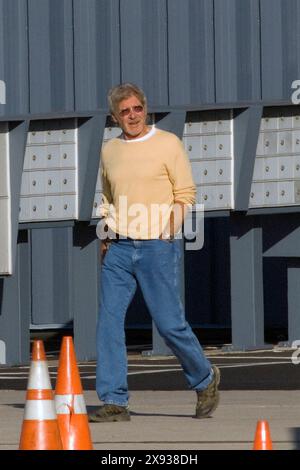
top-left (261, 0), bottom-right (300, 101)
top-left (0, 0), bottom-right (29, 116)
top-left (1, 0), bottom-right (300, 115)
top-left (120, 0), bottom-right (168, 106)
top-left (215, 0), bottom-right (261, 102)
top-left (28, 0), bottom-right (74, 114)
top-left (168, 0), bottom-right (215, 106)
top-left (73, 0), bottom-right (121, 110)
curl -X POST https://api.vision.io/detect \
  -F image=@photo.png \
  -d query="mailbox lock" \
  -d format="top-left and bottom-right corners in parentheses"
top-left (204, 195), bottom-right (208, 201)
top-left (32, 155), bottom-right (36, 161)
top-left (188, 122), bottom-right (192, 127)
top-left (63, 179), bottom-right (67, 185)
top-left (47, 131), bottom-right (51, 135)
top-left (32, 132), bottom-right (36, 136)
top-left (203, 144), bottom-right (207, 151)
top-left (265, 166), bottom-right (269, 172)
top-left (296, 164), bottom-right (300, 171)
top-left (63, 153), bottom-right (67, 159)
top-left (219, 169), bottom-right (223, 175)
top-left (296, 139), bottom-right (300, 145)
top-left (280, 140), bottom-right (284, 146)
top-left (218, 144), bottom-right (223, 150)
top-left (48, 205), bottom-right (52, 211)
top-left (265, 141), bottom-right (270, 147)
top-left (219, 194), bottom-right (223, 200)
top-left (280, 165), bottom-right (285, 171)
top-left (94, 202), bottom-right (97, 208)
top-left (63, 130), bottom-right (67, 134)
top-left (266, 191), bottom-right (270, 197)
top-left (48, 179), bottom-right (52, 185)
top-left (281, 190), bottom-right (285, 196)
top-left (32, 180), bottom-right (36, 186)
top-left (204, 169), bottom-right (208, 175)
top-left (188, 145), bottom-right (192, 151)
top-left (33, 205), bottom-right (37, 212)
top-left (47, 154), bottom-right (51, 160)
top-left (64, 204), bottom-right (68, 210)
top-left (250, 192), bottom-right (254, 198)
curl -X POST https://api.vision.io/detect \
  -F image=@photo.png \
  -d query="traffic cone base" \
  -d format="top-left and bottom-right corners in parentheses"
top-left (19, 420), bottom-right (62, 450)
top-left (57, 415), bottom-right (93, 450)
top-left (19, 340), bottom-right (62, 450)
top-left (55, 336), bottom-right (93, 450)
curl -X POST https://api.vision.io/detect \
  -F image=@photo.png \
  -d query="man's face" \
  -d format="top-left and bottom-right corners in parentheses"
top-left (113, 95), bottom-right (148, 140)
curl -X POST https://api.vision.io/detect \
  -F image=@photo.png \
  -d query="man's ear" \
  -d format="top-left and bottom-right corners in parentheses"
top-left (111, 114), bottom-right (118, 124)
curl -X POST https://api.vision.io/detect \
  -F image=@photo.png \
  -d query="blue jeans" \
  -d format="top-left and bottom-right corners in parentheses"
top-left (96, 238), bottom-right (213, 407)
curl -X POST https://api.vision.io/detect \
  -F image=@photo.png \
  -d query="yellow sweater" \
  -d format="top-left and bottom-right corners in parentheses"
top-left (99, 127), bottom-right (196, 239)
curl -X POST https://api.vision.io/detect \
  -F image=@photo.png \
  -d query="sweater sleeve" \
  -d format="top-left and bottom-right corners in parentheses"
top-left (97, 158), bottom-right (113, 218)
top-left (168, 138), bottom-right (196, 205)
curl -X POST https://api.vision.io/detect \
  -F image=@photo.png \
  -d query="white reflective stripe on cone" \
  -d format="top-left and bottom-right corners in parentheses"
top-left (24, 400), bottom-right (57, 420)
top-left (27, 362), bottom-right (52, 390)
top-left (55, 394), bottom-right (87, 415)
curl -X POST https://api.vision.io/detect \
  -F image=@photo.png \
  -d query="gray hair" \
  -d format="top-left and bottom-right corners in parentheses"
top-left (108, 83), bottom-right (147, 116)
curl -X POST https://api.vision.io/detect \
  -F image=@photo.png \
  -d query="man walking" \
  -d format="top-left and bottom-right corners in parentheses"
top-left (89, 83), bottom-right (220, 422)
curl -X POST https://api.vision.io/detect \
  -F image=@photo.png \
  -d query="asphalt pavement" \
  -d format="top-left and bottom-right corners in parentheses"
top-left (1, 346), bottom-right (300, 451)
top-left (0, 347), bottom-right (299, 391)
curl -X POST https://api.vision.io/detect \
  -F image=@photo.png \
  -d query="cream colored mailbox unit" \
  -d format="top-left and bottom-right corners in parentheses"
top-left (183, 110), bottom-right (233, 211)
top-left (0, 123), bottom-right (11, 275)
top-left (250, 108), bottom-right (300, 208)
top-left (92, 125), bottom-right (121, 218)
top-left (19, 119), bottom-right (78, 223)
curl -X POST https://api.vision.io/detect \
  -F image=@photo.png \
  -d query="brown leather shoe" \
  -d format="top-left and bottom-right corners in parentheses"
top-left (88, 404), bottom-right (131, 423)
top-left (195, 365), bottom-right (220, 418)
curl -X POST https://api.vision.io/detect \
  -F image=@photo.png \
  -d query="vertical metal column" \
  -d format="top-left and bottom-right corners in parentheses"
top-left (0, 231), bottom-right (31, 365)
top-left (72, 224), bottom-right (99, 361)
top-left (286, 264), bottom-right (300, 346)
top-left (228, 214), bottom-right (272, 350)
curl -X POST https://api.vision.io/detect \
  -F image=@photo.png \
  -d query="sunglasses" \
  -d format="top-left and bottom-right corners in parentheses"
top-left (118, 105), bottom-right (144, 117)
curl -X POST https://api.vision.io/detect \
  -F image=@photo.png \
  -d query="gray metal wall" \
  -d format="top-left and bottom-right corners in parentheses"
top-left (1, 0), bottom-right (299, 118)
top-left (1, 0), bottom-right (300, 363)
top-left (0, 0), bottom-right (28, 115)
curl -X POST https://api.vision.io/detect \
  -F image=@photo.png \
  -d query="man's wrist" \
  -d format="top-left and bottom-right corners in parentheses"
top-left (160, 230), bottom-right (174, 241)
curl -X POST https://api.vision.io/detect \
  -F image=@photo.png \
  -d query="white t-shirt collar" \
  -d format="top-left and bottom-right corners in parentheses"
top-left (120, 125), bottom-right (156, 142)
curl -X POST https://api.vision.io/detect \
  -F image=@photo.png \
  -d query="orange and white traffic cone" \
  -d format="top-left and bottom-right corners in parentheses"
top-left (55, 336), bottom-right (93, 450)
top-left (19, 340), bottom-right (63, 450)
top-left (253, 420), bottom-right (273, 450)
